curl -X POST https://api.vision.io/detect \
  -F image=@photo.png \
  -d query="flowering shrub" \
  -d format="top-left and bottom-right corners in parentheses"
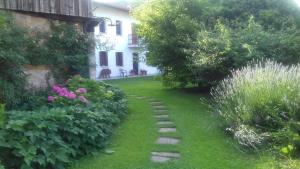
top-left (66, 76), bottom-right (127, 118)
top-left (212, 60), bottom-right (300, 152)
top-left (47, 84), bottom-right (89, 107)
top-left (0, 76), bottom-right (127, 169)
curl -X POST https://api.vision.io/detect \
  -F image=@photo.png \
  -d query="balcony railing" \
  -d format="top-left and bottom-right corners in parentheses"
top-left (128, 34), bottom-right (139, 47)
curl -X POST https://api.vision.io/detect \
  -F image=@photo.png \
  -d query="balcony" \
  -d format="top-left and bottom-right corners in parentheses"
top-left (128, 34), bottom-right (139, 48)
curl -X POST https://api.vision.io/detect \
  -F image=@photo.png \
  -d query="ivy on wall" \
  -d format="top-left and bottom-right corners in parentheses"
top-left (0, 11), bottom-right (93, 109)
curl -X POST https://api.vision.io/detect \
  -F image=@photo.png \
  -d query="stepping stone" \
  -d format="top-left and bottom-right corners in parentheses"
top-left (151, 102), bottom-right (163, 106)
top-left (153, 106), bottom-right (167, 110)
top-left (136, 96), bottom-right (147, 99)
top-left (151, 155), bottom-right (171, 163)
top-left (155, 115), bottom-right (169, 119)
top-left (151, 152), bottom-right (180, 163)
top-left (156, 137), bottom-right (180, 145)
top-left (157, 121), bottom-right (174, 125)
top-left (154, 109), bottom-right (168, 113)
top-left (152, 152), bottom-right (181, 158)
top-left (159, 127), bottom-right (177, 133)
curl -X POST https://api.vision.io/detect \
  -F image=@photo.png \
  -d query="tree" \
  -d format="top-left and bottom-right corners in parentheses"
top-left (133, 0), bottom-right (206, 86)
top-left (133, 0), bottom-right (300, 88)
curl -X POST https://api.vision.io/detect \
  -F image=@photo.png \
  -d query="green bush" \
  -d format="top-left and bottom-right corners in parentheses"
top-left (66, 76), bottom-right (127, 117)
top-left (0, 12), bottom-right (29, 109)
top-left (0, 107), bottom-right (119, 169)
top-left (211, 60), bottom-right (300, 151)
top-left (0, 77), bottom-right (127, 169)
top-left (0, 104), bottom-right (5, 127)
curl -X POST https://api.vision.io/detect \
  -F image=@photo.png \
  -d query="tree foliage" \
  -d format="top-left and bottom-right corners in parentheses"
top-left (133, 0), bottom-right (300, 87)
top-left (0, 12), bottom-right (28, 108)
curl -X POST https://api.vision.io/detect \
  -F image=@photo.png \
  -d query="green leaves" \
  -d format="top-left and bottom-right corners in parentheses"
top-left (0, 77), bottom-right (127, 169)
top-left (0, 104), bottom-right (5, 127)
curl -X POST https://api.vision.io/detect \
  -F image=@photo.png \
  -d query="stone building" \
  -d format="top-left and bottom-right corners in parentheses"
top-left (0, 0), bottom-right (99, 88)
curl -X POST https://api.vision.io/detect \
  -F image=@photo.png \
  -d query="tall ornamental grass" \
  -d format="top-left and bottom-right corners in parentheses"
top-left (212, 60), bottom-right (300, 150)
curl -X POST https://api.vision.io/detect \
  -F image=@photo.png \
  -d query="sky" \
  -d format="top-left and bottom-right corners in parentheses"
top-left (296, 0), bottom-right (300, 6)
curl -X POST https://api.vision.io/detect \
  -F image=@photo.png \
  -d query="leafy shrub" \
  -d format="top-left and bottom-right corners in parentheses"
top-left (0, 107), bottom-right (119, 169)
top-left (0, 12), bottom-right (29, 109)
top-left (0, 77), bottom-right (127, 169)
top-left (0, 104), bottom-right (5, 127)
top-left (212, 60), bottom-right (300, 151)
top-left (66, 76), bottom-right (127, 117)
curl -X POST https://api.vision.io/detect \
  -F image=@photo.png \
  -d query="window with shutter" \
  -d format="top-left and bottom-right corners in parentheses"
top-left (116, 52), bottom-right (123, 66)
top-left (100, 51), bottom-right (108, 66)
top-left (116, 20), bottom-right (122, 35)
top-left (99, 20), bottom-right (106, 33)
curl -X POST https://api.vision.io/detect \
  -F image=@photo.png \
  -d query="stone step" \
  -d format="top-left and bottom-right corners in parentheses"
top-left (157, 121), bottom-right (174, 125)
top-left (155, 115), bottom-right (169, 119)
top-left (150, 102), bottom-right (163, 106)
top-left (152, 152), bottom-right (181, 158)
top-left (153, 105), bottom-right (167, 109)
top-left (151, 155), bottom-right (172, 163)
top-left (154, 110), bottom-right (168, 113)
top-left (159, 127), bottom-right (177, 133)
top-left (151, 152), bottom-right (181, 163)
top-left (156, 137), bottom-right (180, 145)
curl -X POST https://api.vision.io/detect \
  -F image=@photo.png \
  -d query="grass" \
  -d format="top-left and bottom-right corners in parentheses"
top-left (70, 77), bottom-right (278, 169)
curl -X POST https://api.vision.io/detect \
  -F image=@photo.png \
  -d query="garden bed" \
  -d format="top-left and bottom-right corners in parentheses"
top-left (0, 76), bottom-right (128, 169)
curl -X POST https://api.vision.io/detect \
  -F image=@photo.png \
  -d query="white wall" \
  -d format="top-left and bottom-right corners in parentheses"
top-left (93, 4), bottom-right (158, 79)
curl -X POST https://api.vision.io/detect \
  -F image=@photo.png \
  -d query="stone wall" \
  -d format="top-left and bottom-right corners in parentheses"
top-left (24, 65), bottom-right (55, 90)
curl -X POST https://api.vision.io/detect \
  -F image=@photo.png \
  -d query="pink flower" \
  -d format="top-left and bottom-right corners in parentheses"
top-left (52, 85), bottom-right (62, 93)
top-left (48, 96), bottom-right (55, 102)
top-left (76, 88), bottom-right (87, 94)
top-left (67, 92), bottom-right (77, 99)
top-left (79, 96), bottom-right (88, 103)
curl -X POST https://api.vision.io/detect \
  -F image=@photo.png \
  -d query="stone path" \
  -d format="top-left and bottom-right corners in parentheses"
top-left (149, 98), bottom-right (181, 163)
top-left (130, 94), bottom-right (181, 163)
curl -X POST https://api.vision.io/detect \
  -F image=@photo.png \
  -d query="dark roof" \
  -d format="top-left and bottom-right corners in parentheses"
top-left (0, 0), bottom-right (93, 18)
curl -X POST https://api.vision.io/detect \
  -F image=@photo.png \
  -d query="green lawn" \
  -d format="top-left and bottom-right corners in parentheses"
top-left (70, 77), bottom-right (277, 169)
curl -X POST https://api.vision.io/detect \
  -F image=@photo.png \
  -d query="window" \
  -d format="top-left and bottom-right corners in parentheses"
top-left (100, 51), bottom-right (108, 66)
top-left (116, 20), bottom-right (122, 35)
top-left (116, 52), bottom-right (123, 66)
top-left (99, 20), bottom-right (106, 33)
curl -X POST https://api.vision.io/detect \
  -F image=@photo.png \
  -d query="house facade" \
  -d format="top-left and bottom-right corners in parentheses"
top-left (93, 2), bottom-right (159, 79)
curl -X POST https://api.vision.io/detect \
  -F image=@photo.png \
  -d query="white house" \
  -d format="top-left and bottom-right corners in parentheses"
top-left (92, 1), bottom-right (158, 79)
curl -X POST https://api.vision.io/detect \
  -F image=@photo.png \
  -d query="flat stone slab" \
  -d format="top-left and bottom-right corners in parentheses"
top-left (155, 115), bottom-right (169, 119)
top-left (153, 105), bottom-right (167, 109)
top-left (157, 121), bottom-right (174, 125)
top-left (136, 96), bottom-right (147, 99)
top-left (152, 152), bottom-right (181, 158)
top-left (156, 137), bottom-right (180, 145)
top-left (154, 109), bottom-right (168, 113)
top-left (151, 102), bottom-right (163, 105)
top-left (151, 155), bottom-right (172, 163)
top-left (159, 128), bottom-right (177, 133)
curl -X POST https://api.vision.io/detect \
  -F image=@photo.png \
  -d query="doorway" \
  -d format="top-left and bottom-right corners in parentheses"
top-left (132, 53), bottom-right (139, 75)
